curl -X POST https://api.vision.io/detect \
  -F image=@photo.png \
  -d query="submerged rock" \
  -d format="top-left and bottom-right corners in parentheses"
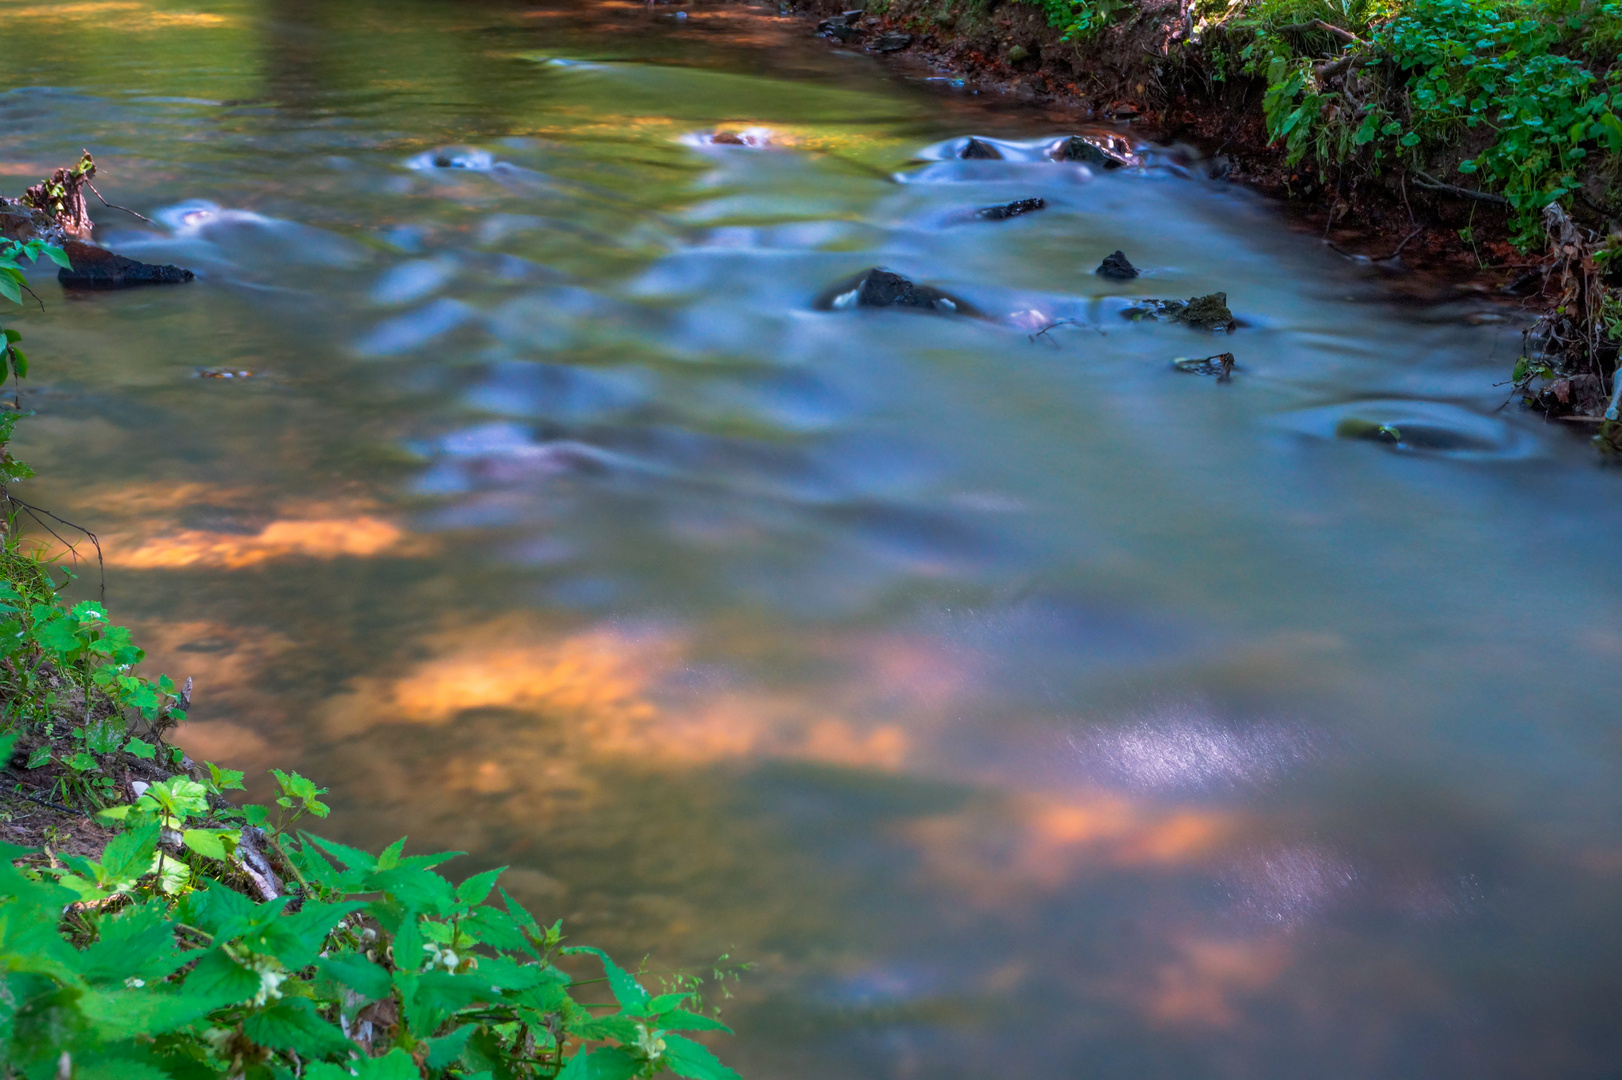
top-left (977, 197), bottom-right (1045, 221)
top-left (814, 267), bottom-right (967, 314)
top-left (58, 240), bottom-right (193, 289)
top-left (959, 138), bottom-right (1003, 160)
top-left (1095, 250), bottom-right (1138, 280)
top-left (1173, 352), bottom-right (1236, 379)
top-left (1122, 292), bottom-right (1234, 331)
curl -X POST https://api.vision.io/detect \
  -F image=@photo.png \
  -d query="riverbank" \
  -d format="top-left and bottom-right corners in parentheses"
top-left (782, 0), bottom-right (1622, 428)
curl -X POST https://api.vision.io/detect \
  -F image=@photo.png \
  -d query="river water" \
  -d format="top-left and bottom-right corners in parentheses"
top-left (7, 0), bottom-right (1622, 1075)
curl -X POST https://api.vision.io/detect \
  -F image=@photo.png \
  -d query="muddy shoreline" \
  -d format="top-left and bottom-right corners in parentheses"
top-left (780, 0), bottom-right (1536, 301)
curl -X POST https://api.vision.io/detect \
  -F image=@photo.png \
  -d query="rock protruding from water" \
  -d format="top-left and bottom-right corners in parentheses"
top-left (873, 32), bottom-right (912, 52)
top-left (1095, 250), bottom-right (1138, 279)
top-left (959, 138), bottom-right (1002, 160)
top-left (815, 268), bottom-right (967, 314)
top-left (58, 241), bottom-right (193, 289)
top-left (1053, 135), bottom-right (1135, 169)
top-left (977, 198), bottom-right (1045, 221)
top-left (817, 11), bottom-right (864, 40)
top-left (1122, 292), bottom-right (1235, 331)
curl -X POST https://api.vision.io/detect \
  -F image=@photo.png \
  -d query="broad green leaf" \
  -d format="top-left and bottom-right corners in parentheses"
top-left (660, 1009), bottom-right (734, 1034)
top-left (375, 836), bottom-right (407, 870)
top-left (499, 885), bottom-right (540, 935)
top-left (426, 1024), bottom-right (475, 1070)
top-left (124, 737), bottom-right (157, 760)
top-left (456, 865), bottom-right (505, 907)
top-left (99, 820), bottom-right (160, 886)
top-left (180, 947), bottom-right (262, 1006)
top-left (181, 828), bottom-right (239, 861)
top-left (563, 946), bottom-right (650, 1012)
top-left (308, 1047), bottom-right (419, 1080)
top-left (74, 1056), bottom-right (172, 1080)
top-left (39, 245), bottom-right (71, 270)
top-left (0, 732), bottom-right (14, 761)
top-left (645, 992), bottom-right (692, 1015)
top-left (0, 898), bottom-right (85, 985)
top-left (206, 761), bottom-right (245, 790)
top-left (370, 864), bottom-right (459, 915)
top-left (557, 1047), bottom-right (640, 1080)
top-left (401, 968), bottom-right (500, 1037)
top-left (661, 1034), bottom-right (741, 1080)
top-left (300, 832), bottom-right (378, 875)
top-left (241, 996), bottom-right (355, 1058)
top-left (178, 877), bottom-right (265, 938)
top-left (314, 952), bottom-right (393, 1002)
top-left (78, 899), bottom-right (187, 986)
top-left (151, 852), bottom-right (190, 895)
top-left (256, 900), bottom-right (365, 969)
top-left (79, 987), bottom-right (224, 1041)
top-left (465, 904), bottom-right (537, 957)
top-left (477, 955), bottom-right (567, 993)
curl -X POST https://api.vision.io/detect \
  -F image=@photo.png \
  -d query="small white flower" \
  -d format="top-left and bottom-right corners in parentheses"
top-left (247, 957), bottom-right (287, 1005)
top-left (124, 977), bottom-right (145, 988)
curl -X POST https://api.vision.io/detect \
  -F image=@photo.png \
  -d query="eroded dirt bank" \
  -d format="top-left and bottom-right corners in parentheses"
top-left (783, 0), bottom-right (1540, 285)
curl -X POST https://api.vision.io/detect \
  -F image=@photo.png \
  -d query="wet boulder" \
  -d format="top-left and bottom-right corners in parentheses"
top-left (959, 138), bottom-right (1003, 160)
top-left (977, 197), bottom-right (1045, 221)
top-left (1053, 135), bottom-right (1135, 169)
top-left (817, 11), bottom-right (864, 40)
top-left (58, 240), bottom-right (193, 289)
top-left (1095, 250), bottom-right (1138, 280)
top-left (1121, 292), bottom-right (1235, 331)
top-left (814, 267), bottom-right (968, 314)
top-left (873, 32), bottom-right (913, 52)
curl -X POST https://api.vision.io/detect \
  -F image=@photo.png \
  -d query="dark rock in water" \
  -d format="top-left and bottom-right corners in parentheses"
top-left (1095, 250), bottom-right (1138, 279)
top-left (1121, 292), bottom-right (1235, 331)
top-left (58, 241), bottom-right (193, 290)
top-left (873, 32), bottom-right (913, 52)
top-left (959, 138), bottom-right (1002, 160)
top-left (1055, 135), bottom-right (1132, 169)
top-left (977, 197), bottom-right (1045, 221)
top-left (814, 267), bottom-right (968, 314)
top-left (1182, 292), bottom-right (1234, 329)
top-left (824, 22), bottom-right (861, 40)
top-left (711, 131), bottom-right (746, 145)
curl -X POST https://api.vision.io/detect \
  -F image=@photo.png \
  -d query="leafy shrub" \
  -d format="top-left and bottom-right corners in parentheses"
top-left (1216, 0), bottom-right (1622, 241)
top-left (1028, 0), bottom-right (1133, 40)
top-left (1, 745), bottom-right (741, 1080)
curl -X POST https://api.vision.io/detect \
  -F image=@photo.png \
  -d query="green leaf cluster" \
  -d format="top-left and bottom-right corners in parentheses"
top-left (1208, 0), bottom-right (1622, 242)
top-left (0, 775), bottom-right (741, 1080)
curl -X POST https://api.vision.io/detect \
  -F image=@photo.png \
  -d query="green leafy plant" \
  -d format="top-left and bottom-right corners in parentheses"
top-left (1029, 0), bottom-right (1133, 39)
top-left (0, 759), bottom-right (741, 1080)
top-left (1215, 0), bottom-right (1622, 242)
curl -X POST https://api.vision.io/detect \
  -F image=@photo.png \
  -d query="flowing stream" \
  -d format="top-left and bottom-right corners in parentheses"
top-left (7, 1), bottom-right (1622, 1075)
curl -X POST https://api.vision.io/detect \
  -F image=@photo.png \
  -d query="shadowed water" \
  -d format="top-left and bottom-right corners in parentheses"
top-left (6, 0), bottom-right (1622, 1076)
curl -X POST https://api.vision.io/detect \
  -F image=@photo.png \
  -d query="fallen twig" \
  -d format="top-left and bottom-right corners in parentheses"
top-left (84, 180), bottom-right (154, 226)
top-left (2, 772), bottom-right (79, 814)
top-left (1277, 19), bottom-right (1363, 45)
top-left (1413, 171), bottom-right (1510, 206)
top-left (1, 494), bottom-right (106, 604)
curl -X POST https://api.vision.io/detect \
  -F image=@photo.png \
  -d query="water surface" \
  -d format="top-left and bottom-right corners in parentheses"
top-left (6, 1), bottom-right (1622, 1076)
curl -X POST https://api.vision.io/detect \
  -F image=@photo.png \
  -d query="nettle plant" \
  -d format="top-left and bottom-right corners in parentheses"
top-left (1232, 0), bottom-right (1622, 242)
top-left (1, 744), bottom-right (741, 1080)
top-left (0, 564), bottom-right (192, 808)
